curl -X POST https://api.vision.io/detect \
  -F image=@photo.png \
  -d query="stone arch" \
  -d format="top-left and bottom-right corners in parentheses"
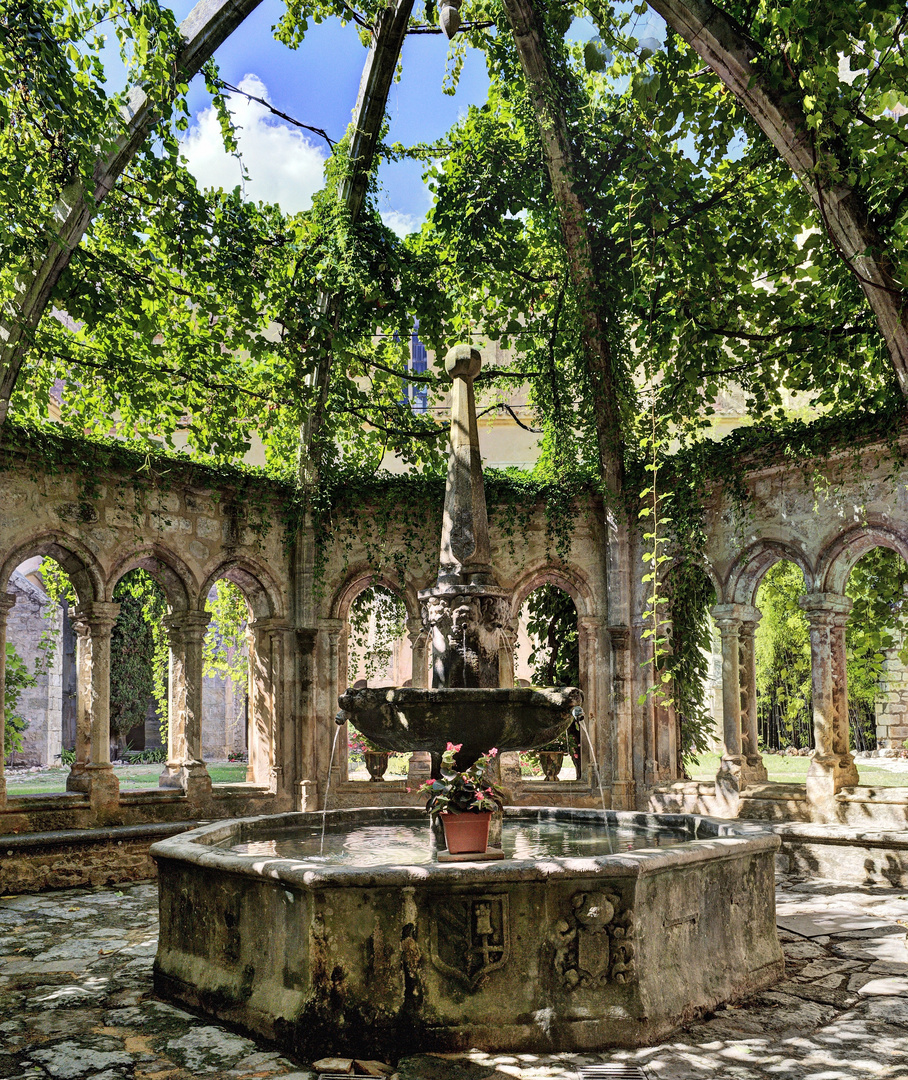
top-left (330, 567), bottom-right (419, 623)
top-left (0, 530), bottom-right (103, 605)
top-left (106, 544), bottom-right (194, 611)
top-left (199, 557), bottom-right (284, 622)
top-left (509, 564), bottom-right (595, 622)
top-left (724, 540), bottom-right (813, 606)
top-left (817, 524), bottom-right (908, 596)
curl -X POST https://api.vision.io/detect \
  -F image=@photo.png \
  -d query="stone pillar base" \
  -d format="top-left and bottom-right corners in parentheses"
top-left (298, 779), bottom-right (318, 811)
top-left (66, 764), bottom-right (91, 793)
top-left (159, 761), bottom-right (212, 799)
top-left (742, 755), bottom-right (768, 785)
top-left (610, 779), bottom-right (636, 811)
top-left (715, 755), bottom-right (744, 818)
top-left (406, 751), bottom-right (433, 790)
top-left (806, 753), bottom-right (859, 804)
top-left (85, 764), bottom-right (120, 815)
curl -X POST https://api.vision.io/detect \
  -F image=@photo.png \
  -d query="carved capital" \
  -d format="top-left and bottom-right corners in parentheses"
top-left (799, 592), bottom-right (852, 627)
top-left (163, 609), bottom-right (211, 644)
top-left (0, 592), bottom-right (16, 627)
top-left (72, 601), bottom-right (121, 637)
top-left (606, 625), bottom-right (630, 651)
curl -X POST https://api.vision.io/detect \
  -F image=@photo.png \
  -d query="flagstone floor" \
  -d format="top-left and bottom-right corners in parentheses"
top-left (0, 874), bottom-right (906, 1080)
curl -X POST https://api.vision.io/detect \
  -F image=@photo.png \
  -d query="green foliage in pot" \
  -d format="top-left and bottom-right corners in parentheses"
top-left (420, 744), bottom-right (504, 819)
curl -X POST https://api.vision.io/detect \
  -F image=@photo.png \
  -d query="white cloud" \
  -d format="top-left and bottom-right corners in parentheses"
top-left (180, 75), bottom-right (328, 214)
top-left (381, 209), bottom-right (422, 237)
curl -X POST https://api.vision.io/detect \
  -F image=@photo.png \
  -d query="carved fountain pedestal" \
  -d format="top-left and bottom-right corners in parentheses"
top-left (339, 345), bottom-right (582, 765)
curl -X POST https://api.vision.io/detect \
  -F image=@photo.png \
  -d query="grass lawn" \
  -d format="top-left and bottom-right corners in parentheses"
top-left (5, 762), bottom-right (249, 796)
top-left (687, 751), bottom-right (908, 788)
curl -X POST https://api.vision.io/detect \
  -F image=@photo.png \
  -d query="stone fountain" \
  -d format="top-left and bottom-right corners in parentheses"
top-left (151, 345), bottom-right (784, 1063)
top-left (338, 345), bottom-right (581, 767)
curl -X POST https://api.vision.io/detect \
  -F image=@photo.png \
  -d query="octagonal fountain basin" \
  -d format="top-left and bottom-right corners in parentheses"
top-left (336, 686), bottom-right (583, 761)
top-left (151, 807), bottom-right (783, 1061)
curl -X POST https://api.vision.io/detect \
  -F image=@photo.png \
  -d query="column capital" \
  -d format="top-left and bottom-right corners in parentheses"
top-left (606, 625), bottom-right (630, 651)
top-left (710, 602), bottom-right (760, 626)
top-left (0, 593), bottom-right (16, 621)
top-left (163, 609), bottom-right (211, 641)
top-left (251, 617), bottom-right (290, 636)
top-left (296, 627), bottom-right (318, 653)
top-left (799, 592), bottom-right (853, 621)
top-left (320, 618), bottom-right (344, 638)
top-left (72, 601), bottom-right (120, 634)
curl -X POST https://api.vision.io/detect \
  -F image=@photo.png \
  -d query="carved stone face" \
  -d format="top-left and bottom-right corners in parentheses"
top-left (422, 596), bottom-right (450, 629)
top-left (450, 597), bottom-right (479, 634)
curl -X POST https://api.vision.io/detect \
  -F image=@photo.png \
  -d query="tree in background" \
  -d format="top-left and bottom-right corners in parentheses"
top-left (3, 642), bottom-right (35, 756)
top-left (755, 550), bottom-right (908, 751)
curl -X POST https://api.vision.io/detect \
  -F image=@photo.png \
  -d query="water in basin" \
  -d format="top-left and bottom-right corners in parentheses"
top-left (223, 818), bottom-right (692, 866)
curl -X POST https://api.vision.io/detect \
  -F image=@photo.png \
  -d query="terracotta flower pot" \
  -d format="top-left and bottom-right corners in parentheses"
top-left (440, 811), bottom-right (493, 854)
top-left (364, 750), bottom-right (391, 781)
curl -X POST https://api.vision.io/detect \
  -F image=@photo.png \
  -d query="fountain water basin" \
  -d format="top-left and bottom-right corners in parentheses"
top-left (152, 807), bottom-right (783, 1060)
top-left (337, 685), bottom-right (583, 761)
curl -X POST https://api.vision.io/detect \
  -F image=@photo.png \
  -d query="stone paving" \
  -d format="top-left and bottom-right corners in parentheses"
top-left (0, 874), bottom-right (906, 1079)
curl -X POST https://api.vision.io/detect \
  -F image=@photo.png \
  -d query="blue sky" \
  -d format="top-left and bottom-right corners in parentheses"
top-left (161, 0), bottom-right (493, 232)
top-left (113, 3), bottom-right (662, 232)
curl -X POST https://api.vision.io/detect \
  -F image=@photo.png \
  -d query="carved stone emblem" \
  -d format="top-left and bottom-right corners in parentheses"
top-left (430, 893), bottom-right (509, 989)
top-left (554, 890), bottom-right (635, 990)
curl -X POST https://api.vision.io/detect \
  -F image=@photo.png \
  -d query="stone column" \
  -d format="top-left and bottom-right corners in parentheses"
top-left (0, 593), bottom-right (16, 808)
top-left (407, 616), bottom-right (429, 689)
top-left (576, 614), bottom-right (602, 786)
top-left (160, 610), bottom-right (212, 799)
top-left (711, 603), bottom-right (746, 807)
top-left (252, 619), bottom-right (291, 794)
top-left (295, 627), bottom-right (319, 810)
top-left (738, 607), bottom-right (767, 783)
top-left (498, 620), bottom-right (517, 689)
top-left (322, 618), bottom-right (345, 798)
top-left (406, 616), bottom-right (432, 789)
top-left (67, 602), bottom-right (121, 813)
top-left (608, 625), bottom-right (635, 809)
top-left (799, 592), bottom-right (859, 806)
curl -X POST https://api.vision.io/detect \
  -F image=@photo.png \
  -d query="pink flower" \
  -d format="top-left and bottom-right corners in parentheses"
top-left (446, 742), bottom-right (463, 753)
top-left (488, 747), bottom-right (498, 757)
top-left (406, 787), bottom-right (412, 793)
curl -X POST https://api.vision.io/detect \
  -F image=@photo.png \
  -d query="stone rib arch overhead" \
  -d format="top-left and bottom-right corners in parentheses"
top-left (724, 540), bottom-right (815, 607)
top-left (817, 525), bottom-right (908, 596)
top-left (106, 545), bottom-right (195, 612)
top-left (0, 531), bottom-right (103, 605)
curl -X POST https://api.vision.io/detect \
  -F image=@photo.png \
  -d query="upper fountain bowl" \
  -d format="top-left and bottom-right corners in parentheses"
top-left (337, 685), bottom-right (582, 761)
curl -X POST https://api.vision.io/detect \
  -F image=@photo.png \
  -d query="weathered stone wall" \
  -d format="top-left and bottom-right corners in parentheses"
top-left (5, 570), bottom-right (65, 766)
top-left (874, 645), bottom-right (908, 751)
top-left (0, 822), bottom-right (194, 893)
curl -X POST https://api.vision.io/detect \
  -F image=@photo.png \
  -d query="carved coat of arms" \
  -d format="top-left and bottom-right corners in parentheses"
top-left (554, 889), bottom-right (635, 991)
top-left (429, 893), bottom-right (509, 989)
